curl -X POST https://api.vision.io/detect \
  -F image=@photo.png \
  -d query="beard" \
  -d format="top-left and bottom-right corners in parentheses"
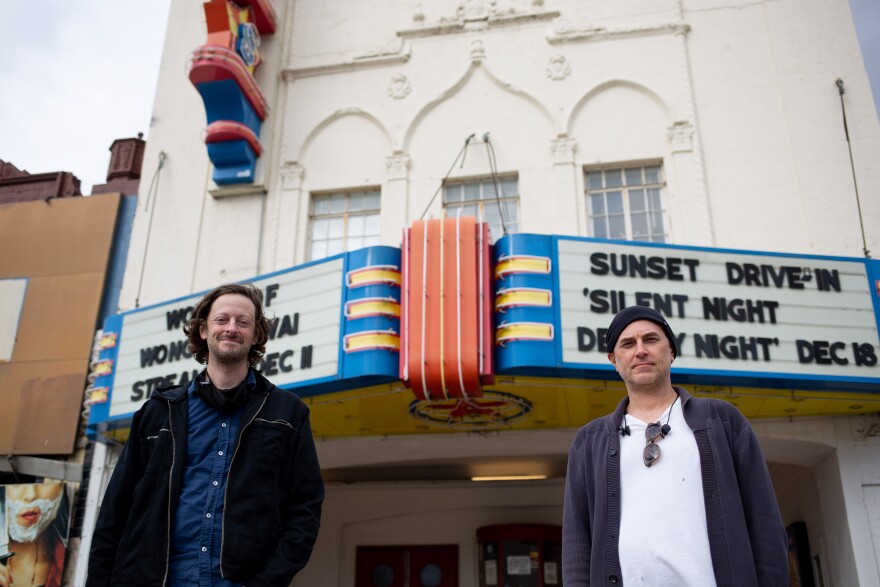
top-left (7, 496), bottom-right (62, 543)
top-left (206, 335), bottom-right (251, 365)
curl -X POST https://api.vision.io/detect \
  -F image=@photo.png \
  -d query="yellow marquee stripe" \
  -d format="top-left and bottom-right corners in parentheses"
top-left (98, 332), bottom-right (118, 350)
top-left (345, 331), bottom-right (401, 352)
top-left (347, 266), bottom-right (402, 288)
top-left (495, 255), bottom-right (551, 278)
top-left (495, 322), bottom-right (554, 343)
top-left (495, 288), bottom-right (552, 309)
top-left (85, 387), bottom-right (109, 405)
top-left (346, 298), bottom-right (401, 319)
top-left (93, 359), bottom-right (114, 376)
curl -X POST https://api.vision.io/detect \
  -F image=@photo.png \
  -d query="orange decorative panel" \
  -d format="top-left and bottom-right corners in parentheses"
top-left (400, 218), bottom-right (493, 401)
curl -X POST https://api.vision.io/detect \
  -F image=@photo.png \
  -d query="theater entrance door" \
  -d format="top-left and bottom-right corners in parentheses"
top-left (355, 544), bottom-right (458, 587)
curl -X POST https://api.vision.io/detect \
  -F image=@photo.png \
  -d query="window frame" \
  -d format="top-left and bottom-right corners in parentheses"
top-left (584, 162), bottom-right (668, 243)
top-left (442, 175), bottom-right (519, 243)
top-left (308, 188), bottom-right (381, 261)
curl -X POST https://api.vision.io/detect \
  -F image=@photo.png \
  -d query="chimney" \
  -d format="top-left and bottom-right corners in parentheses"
top-left (107, 133), bottom-right (146, 181)
top-left (91, 133), bottom-right (147, 196)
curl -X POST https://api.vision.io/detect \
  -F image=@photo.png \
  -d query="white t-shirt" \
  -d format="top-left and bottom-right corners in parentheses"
top-left (618, 399), bottom-right (717, 586)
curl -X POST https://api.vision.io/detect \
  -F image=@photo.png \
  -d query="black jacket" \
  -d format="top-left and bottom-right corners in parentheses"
top-left (87, 370), bottom-right (324, 587)
top-left (562, 387), bottom-right (788, 586)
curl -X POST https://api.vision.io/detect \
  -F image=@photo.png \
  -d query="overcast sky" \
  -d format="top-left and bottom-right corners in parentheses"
top-left (1, 1), bottom-right (877, 195)
top-left (0, 2), bottom-right (172, 193)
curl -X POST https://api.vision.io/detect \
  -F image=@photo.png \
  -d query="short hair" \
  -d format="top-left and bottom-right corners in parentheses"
top-left (183, 283), bottom-right (271, 368)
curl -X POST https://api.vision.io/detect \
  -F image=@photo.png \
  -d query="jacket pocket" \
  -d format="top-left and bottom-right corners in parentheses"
top-left (139, 427), bottom-right (172, 479)
top-left (252, 418), bottom-right (296, 471)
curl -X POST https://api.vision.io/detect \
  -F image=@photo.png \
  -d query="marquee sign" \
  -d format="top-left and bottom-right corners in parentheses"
top-left (494, 234), bottom-right (880, 391)
top-left (88, 232), bottom-right (880, 438)
top-left (87, 247), bottom-right (402, 433)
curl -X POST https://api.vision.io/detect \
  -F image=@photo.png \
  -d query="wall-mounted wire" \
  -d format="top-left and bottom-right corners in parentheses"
top-left (135, 150), bottom-right (167, 307)
top-left (418, 134), bottom-right (475, 220)
top-left (483, 132), bottom-right (509, 237)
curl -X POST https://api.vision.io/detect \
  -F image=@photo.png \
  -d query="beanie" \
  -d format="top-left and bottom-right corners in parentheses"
top-left (605, 306), bottom-right (677, 356)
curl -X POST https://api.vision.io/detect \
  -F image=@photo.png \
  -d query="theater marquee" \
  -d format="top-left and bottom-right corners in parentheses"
top-left (493, 234), bottom-right (880, 391)
top-left (87, 230), bottom-right (880, 440)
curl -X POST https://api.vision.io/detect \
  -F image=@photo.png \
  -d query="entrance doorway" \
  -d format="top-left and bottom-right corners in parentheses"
top-left (355, 544), bottom-right (458, 587)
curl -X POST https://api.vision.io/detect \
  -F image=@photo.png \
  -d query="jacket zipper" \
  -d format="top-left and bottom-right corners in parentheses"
top-left (219, 393), bottom-right (269, 578)
top-left (162, 402), bottom-right (175, 587)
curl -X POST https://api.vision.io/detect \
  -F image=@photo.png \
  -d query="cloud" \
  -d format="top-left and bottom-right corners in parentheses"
top-left (0, 1), bottom-right (171, 192)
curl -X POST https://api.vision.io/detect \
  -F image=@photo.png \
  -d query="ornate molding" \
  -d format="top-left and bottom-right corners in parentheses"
top-left (386, 153), bottom-right (411, 180)
top-left (546, 54), bottom-right (571, 80)
top-left (398, 4), bottom-right (559, 39)
top-left (470, 39), bottom-right (486, 62)
top-left (209, 183), bottom-right (267, 198)
top-left (551, 137), bottom-right (577, 164)
top-left (547, 19), bottom-right (689, 44)
top-left (667, 121), bottom-right (694, 153)
top-left (283, 39), bottom-right (411, 81)
top-left (280, 162), bottom-right (304, 190)
top-left (388, 73), bottom-right (412, 99)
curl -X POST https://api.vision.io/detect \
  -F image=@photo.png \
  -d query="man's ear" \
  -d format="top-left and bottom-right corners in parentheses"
top-left (607, 352), bottom-right (617, 367)
top-left (200, 322), bottom-right (207, 341)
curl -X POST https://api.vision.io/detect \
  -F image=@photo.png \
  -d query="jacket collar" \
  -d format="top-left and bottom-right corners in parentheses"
top-left (607, 385), bottom-right (699, 433)
top-left (153, 368), bottom-right (269, 404)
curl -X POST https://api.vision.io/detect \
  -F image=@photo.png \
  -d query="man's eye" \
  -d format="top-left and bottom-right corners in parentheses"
top-left (214, 318), bottom-right (229, 324)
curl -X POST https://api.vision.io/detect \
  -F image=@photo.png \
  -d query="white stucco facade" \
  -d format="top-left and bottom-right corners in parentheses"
top-left (79, 0), bottom-right (880, 586)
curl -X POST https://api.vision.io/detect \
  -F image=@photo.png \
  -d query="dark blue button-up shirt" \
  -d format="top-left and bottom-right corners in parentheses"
top-left (168, 372), bottom-right (255, 587)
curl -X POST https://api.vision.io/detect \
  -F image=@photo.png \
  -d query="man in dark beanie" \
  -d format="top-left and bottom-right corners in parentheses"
top-left (563, 305), bottom-right (787, 586)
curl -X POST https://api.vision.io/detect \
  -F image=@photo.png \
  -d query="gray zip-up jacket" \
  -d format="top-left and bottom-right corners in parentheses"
top-left (562, 387), bottom-right (788, 586)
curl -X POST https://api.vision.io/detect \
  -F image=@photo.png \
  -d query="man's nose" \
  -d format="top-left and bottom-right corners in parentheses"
top-left (20, 485), bottom-right (37, 501)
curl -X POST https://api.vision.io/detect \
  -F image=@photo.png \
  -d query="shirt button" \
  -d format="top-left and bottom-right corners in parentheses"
top-left (609, 448), bottom-right (618, 456)
top-left (206, 513), bottom-right (212, 518)
top-left (201, 547), bottom-right (208, 552)
top-left (609, 575), bottom-right (619, 584)
top-left (213, 481), bottom-right (219, 486)
top-left (221, 423), bottom-right (227, 427)
top-left (218, 451), bottom-right (224, 456)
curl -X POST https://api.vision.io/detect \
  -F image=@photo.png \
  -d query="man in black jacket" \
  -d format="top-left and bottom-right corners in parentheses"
top-left (87, 283), bottom-right (324, 587)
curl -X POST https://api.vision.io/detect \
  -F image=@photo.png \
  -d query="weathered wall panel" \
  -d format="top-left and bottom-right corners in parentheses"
top-left (0, 194), bottom-right (121, 454)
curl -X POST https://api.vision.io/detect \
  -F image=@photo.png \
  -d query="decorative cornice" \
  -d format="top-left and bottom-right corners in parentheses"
top-left (283, 40), bottom-right (411, 81)
top-left (398, 7), bottom-right (559, 39)
top-left (547, 19), bottom-right (690, 44)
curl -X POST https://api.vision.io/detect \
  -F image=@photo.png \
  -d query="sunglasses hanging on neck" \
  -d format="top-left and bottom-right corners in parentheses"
top-left (643, 395), bottom-right (677, 467)
top-left (623, 394), bottom-right (678, 468)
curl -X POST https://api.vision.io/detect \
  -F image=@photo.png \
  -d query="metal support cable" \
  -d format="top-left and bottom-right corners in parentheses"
top-left (835, 78), bottom-right (871, 258)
